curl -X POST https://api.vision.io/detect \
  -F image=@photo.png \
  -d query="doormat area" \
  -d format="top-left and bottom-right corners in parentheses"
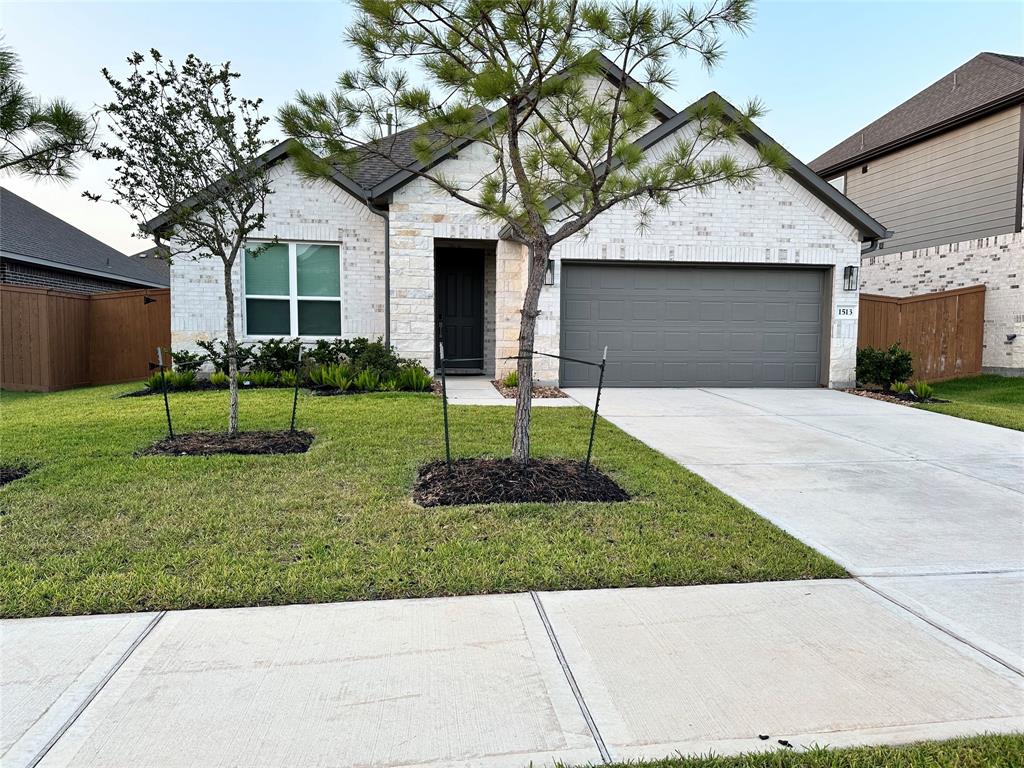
top-left (0, 465), bottom-right (31, 487)
top-left (140, 430), bottom-right (314, 457)
top-left (413, 457), bottom-right (630, 507)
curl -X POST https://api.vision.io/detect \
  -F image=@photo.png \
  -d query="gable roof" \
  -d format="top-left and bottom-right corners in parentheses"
top-left (0, 188), bottom-right (170, 288)
top-left (513, 92), bottom-right (889, 243)
top-left (360, 53), bottom-right (677, 201)
top-left (810, 52), bottom-right (1024, 177)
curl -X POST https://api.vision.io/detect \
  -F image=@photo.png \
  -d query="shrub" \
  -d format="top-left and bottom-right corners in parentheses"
top-left (354, 369), bottom-right (381, 392)
top-left (891, 381), bottom-right (911, 395)
top-left (145, 369), bottom-right (197, 391)
top-left (245, 370), bottom-right (278, 387)
top-left (171, 348), bottom-right (207, 373)
top-left (501, 370), bottom-right (518, 388)
top-left (304, 339), bottom-right (350, 367)
top-left (350, 338), bottom-right (408, 378)
top-left (397, 365), bottom-right (433, 392)
top-left (856, 343), bottom-right (913, 391)
top-left (338, 337), bottom-right (370, 363)
top-left (253, 338), bottom-right (302, 374)
top-left (380, 376), bottom-right (399, 392)
top-left (279, 370), bottom-right (299, 388)
top-left (912, 380), bottom-right (934, 400)
top-left (315, 363), bottom-right (356, 391)
top-left (196, 339), bottom-right (256, 373)
top-left (210, 371), bottom-right (229, 388)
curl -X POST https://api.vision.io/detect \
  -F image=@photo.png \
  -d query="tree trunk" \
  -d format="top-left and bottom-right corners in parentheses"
top-left (511, 241), bottom-right (551, 466)
top-left (223, 258), bottom-right (239, 437)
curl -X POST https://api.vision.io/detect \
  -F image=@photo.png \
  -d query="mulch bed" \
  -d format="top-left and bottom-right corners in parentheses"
top-left (140, 430), bottom-right (314, 456)
top-left (0, 465), bottom-right (31, 487)
top-left (413, 457), bottom-right (630, 507)
top-left (843, 388), bottom-right (948, 406)
top-left (491, 381), bottom-right (568, 399)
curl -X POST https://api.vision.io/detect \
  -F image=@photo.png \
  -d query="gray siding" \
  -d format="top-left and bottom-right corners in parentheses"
top-left (844, 106), bottom-right (1022, 255)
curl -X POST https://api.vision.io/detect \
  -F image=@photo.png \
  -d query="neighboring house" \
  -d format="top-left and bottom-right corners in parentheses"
top-left (810, 52), bottom-right (1024, 376)
top-left (162, 58), bottom-right (886, 388)
top-left (0, 188), bottom-right (170, 293)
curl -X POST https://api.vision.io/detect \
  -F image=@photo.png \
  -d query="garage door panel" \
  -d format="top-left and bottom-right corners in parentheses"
top-left (559, 264), bottom-right (825, 387)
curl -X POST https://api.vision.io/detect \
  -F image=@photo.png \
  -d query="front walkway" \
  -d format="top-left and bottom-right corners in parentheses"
top-left (566, 387), bottom-right (1024, 673)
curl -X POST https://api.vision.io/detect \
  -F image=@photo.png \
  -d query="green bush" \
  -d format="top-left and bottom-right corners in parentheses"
top-left (315, 363), bottom-right (356, 391)
top-left (196, 339), bottom-right (256, 373)
top-left (501, 370), bottom-right (518, 388)
top-left (380, 376), bottom-right (399, 392)
top-left (913, 380), bottom-right (934, 400)
top-left (145, 369), bottom-right (197, 392)
top-left (304, 339), bottom-right (350, 367)
top-left (171, 348), bottom-right (207, 373)
top-left (891, 381), bottom-right (911, 394)
top-left (354, 369), bottom-right (381, 392)
top-left (397, 365), bottom-right (433, 392)
top-left (244, 370), bottom-right (278, 387)
top-left (279, 370), bottom-right (299, 388)
top-left (856, 343), bottom-right (913, 391)
top-left (252, 338), bottom-right (302, 374)
top-left (210, 371), bottom-right (229, 388)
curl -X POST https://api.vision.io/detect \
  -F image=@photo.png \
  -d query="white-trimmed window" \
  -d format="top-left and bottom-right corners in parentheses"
top-left (243, 241), bottom-right (342, 337)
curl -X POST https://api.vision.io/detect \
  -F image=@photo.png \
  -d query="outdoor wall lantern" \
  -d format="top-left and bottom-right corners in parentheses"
top-left (843, 265), bottom-right (859, 291)
top-left (544, 258), bottom-right (555, 286)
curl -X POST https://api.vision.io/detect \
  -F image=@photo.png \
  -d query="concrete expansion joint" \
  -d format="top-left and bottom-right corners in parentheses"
top-left (529, 591), bottom-right (612, 764)
top-left (854, 579), bottom-right (1023, 678)
top-left (26, 610), bottom-right (167, 768)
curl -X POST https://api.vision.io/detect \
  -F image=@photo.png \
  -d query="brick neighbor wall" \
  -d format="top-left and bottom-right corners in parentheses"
top-left (860, 232), bottom-right (1024, 375)
top-left (0, 259), bottom-right (149, 294)
top-left (169, 159), bottom-right (386, 356)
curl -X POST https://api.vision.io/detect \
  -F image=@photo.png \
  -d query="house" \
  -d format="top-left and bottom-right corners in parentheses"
top-left (164, 59), bottom-right (887, 388)
top-left (0, 188), bottom-right (170, 292)
top-left (810, 52), bottom-right (1024, 376)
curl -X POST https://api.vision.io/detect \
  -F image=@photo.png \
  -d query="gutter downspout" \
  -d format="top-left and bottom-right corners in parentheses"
top-left (860, 229), bottom-right (893, 256)
top-left (367, 201), bottom-right (390, 347)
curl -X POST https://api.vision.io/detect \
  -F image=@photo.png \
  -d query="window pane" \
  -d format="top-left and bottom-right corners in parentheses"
top-left (246, 299), bottom-right (290, 335)
top-left (244, 243), bottom-right (289, 296)
top-left (297, 244), bottom-right (340, 297)
top-left (298, 301), bottom-right (341, 335)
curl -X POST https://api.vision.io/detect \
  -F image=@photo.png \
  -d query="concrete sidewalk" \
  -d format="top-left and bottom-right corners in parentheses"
top-left (3, 581), bottom-right (1022, 767)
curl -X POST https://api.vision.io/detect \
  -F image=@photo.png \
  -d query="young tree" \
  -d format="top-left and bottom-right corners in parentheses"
top-left (96, 50), bottom-right (272, 436)
top-left (280, 0), bottom-right (786, 464)
top-left (0, 43), bottom-right (94, 179)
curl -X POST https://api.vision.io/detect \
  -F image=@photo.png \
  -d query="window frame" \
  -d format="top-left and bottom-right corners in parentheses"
top-left (241, 239), bottom-right (343, 340)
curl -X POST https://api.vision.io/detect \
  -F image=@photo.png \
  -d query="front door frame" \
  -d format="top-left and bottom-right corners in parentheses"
top-left (434, 239), bottom-right (493, 374)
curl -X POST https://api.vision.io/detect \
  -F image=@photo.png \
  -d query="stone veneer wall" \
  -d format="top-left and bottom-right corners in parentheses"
top-left (170, 159), bottom-right (386, 354)
top-left (860, 232), bottom-right (1024, 375)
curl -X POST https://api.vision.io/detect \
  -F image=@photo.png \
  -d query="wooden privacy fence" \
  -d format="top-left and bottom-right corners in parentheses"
top-left (1, 285), bottom-right (170, 392)
top-left (858, 285), bottom-right (985, 382)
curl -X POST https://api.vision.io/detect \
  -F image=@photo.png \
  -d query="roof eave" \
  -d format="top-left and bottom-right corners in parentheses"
top-left (0, 249), bottom-right (171, 289)
top-left (812, 87), bottom-right (1024, 179)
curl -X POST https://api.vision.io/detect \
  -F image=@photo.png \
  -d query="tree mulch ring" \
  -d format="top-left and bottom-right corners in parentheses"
top-left (843, 388), bottom-right (949, 406)
top-left (491, 381), bottom-right (568, 399)
top-left (413, 457), bottom-right (630, 507)
top-left (0, 465), bottom-right (31, 487)
top-left (140, 430), bottom-right (314, 457)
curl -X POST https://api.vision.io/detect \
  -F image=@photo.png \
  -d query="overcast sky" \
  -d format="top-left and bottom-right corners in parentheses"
top-left (3, 0), bottom-right (1022, 254)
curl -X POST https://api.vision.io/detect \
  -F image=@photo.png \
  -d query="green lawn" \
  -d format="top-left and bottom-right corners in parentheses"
top-left (586, 734), bottom-right (1024, 768)
top-left (916, 374), bottom-right (1024, 431)
top-left (0, 385), bottom-right (842, 618)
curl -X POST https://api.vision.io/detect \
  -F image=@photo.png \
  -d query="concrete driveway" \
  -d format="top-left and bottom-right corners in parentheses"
top-left (565, 387), bottom-right (1024, 673)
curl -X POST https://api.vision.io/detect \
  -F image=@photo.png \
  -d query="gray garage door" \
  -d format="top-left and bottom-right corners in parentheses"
top-left (559, 264), bottom-right (827, 387)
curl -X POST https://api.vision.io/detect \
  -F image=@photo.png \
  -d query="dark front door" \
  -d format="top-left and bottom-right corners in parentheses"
top-left (435, 249), bottom-right (484, 371)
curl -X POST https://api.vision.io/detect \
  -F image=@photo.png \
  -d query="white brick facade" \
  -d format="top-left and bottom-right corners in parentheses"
top-left (172, 135), bottom-right (866, 388)
top-left (861, 232), bottom-right (1024, 375)
top-left (170, 159), bottom-right (386, 353)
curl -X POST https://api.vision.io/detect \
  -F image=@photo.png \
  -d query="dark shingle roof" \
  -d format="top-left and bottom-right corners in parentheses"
top-left (810, 52), bottom-right (1024, 176)
top-left (0, 188), bottom-right (169, 287)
